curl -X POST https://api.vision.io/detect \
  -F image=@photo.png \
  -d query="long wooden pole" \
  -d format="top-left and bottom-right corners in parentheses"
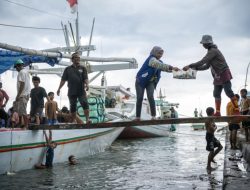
top-left (0, 42), bottom-right (137, 63)
top-left (29, 115), bottom-right (250, 130)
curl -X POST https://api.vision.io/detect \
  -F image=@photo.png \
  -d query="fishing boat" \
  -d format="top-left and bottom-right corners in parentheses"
top-left (0, 11), bottom-right (140, 174)
top-left (0, 127), bottom-right (123, 175)
top-left (190, 109), bottom-right (205, 130)
top-left (0, 39), bottom-right (140, 174)
top-left (103, 87), bottom-right (179, 139)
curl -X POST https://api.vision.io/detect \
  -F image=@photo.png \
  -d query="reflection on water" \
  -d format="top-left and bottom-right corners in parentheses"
top-left (0, 125), bottom-right (225, 190)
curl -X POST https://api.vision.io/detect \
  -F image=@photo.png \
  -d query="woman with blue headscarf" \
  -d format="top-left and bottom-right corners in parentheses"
top-left (135, 46), bottom-right (179, 120)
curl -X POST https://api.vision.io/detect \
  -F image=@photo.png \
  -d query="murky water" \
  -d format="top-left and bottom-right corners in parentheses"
top-left (0, 125), bottom-right (225, 190)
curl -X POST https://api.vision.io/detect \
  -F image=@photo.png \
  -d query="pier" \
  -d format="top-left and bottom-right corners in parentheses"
top-left (29, 115), bottom-right (250, 130)
top-left (223, 128), bottom-right (250, 189)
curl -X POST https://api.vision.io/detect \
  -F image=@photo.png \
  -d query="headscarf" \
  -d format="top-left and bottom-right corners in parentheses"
top-left (150, 46), bottom-right (164, 57)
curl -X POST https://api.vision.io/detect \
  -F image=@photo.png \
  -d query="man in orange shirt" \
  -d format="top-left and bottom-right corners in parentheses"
top-left (226, 94), bottom-right (240, 149)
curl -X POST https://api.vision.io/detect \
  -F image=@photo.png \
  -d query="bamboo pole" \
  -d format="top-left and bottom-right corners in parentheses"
top-left (0, 42), bottom-right (137, 63)
top-left (29, 115), bottom-right (250, 130)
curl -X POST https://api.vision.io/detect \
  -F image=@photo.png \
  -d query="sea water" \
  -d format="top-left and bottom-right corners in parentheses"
top-left (0, 125), bottom-right (225, 190)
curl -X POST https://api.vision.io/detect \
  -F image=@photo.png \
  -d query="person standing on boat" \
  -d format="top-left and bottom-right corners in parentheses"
top-left (45, 92), bottom-right (60, 125)
top-left (194, 108), bottom-right (198, 117)
top-left (135, 46), bottom-right (179, 120)
top-left (30, 76), bottom-right (50, 125)
top-left (57, 52), bottom-right (91, 124)
top-left (183, 35), bottom-right (239, 116)
top-left (14, 59), bottom-right (31, 129)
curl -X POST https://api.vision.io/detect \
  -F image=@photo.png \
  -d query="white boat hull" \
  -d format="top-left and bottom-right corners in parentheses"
top-left (0, 127), bottom-right (123, 174)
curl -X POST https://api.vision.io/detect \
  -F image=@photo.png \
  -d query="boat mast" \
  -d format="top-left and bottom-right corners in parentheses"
top-left (244, 61), bottom-right (250, 88)
top-left (61, 22), bottom-right (71, 53)
top-left (76, 11), bottom-right (80, 47)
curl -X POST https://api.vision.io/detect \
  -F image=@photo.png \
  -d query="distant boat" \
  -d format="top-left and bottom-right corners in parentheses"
top-left (191, 109), bottom-right (205, 130)
top-left (0, 127), bottom-right (123, 175)
top-left (191, 123), bottom-right (205, 130)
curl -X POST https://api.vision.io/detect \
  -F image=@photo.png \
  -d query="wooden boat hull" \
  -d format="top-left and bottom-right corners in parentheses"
top-left (118, 124), bottom-right (175, 139)
top-left (0, 127), bottom-right (123, 174)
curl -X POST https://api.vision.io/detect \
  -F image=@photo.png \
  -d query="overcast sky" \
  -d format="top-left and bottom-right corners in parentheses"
top-left (0, 0), bottom-right (250, 117)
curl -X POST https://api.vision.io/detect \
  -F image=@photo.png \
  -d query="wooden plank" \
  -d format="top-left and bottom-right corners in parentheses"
top-left (28, 115), bottom-right (250, 130)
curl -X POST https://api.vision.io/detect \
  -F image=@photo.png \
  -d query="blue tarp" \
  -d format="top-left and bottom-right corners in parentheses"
top-left (0, 50), bottom-right (60, 74)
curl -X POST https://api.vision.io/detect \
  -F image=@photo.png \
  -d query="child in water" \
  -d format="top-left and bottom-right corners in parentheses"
top-left (35, 130), bottom-right (57, 169)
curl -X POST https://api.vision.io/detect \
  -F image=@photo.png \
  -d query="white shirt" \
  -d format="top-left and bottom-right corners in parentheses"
top-left (17, 69), bottom-right (31, 97)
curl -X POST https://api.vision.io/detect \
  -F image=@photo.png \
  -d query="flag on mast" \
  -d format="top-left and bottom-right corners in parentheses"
top-left (67, 0), bottom-right (78, 14)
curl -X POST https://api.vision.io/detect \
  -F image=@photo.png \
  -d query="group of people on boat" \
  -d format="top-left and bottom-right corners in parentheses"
top-left (0, 52), bottom-right (91, 129)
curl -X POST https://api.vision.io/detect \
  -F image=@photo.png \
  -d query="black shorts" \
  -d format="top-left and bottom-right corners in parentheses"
top-left (206, 133), bottom-right (221, 152)
top-left (69, 94), bottom-right (89, 113)
top-left (30, 107), bottom-right (43, 117)
top-left (229, 124), bottom-right (240, 131)
top-left (241, 110), bottom-right (250, 128)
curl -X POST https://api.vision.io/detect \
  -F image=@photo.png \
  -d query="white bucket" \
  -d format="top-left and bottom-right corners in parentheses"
top-left (173, 69), bottom-right (197, 79)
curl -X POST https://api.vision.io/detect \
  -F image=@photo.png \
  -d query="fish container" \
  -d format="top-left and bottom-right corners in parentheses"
top-left (173, 69), bottom-right (197, 79)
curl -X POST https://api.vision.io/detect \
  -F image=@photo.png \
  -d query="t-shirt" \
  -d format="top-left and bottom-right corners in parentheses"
top-left (30, 87), bottom-right (47, 109)
top-left (45, 100), bottom-right (58, 119)
top-left (226, 101), bottom-right (240, 124)
top-left (17, 69), bottom-right (31, 97)
top-left (240, 97), bottom-right (250, 113)
top-left (61, 65), bottom-right (88, 96)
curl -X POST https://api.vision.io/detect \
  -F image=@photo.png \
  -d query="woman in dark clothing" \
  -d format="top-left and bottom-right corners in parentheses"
top-left (183, 35), bottom-right (239, 116)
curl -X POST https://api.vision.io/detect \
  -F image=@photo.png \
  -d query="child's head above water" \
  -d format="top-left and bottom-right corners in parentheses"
top-left (206, 107), bottom-right (214, 116)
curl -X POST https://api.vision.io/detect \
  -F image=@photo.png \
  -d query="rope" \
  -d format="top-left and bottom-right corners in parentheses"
top-left (3, 0), bottom-right (73, 20)
top-left (8, 125), bottom-right (15, 175)
top-left (0, 23), bottom-right (62, 31)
